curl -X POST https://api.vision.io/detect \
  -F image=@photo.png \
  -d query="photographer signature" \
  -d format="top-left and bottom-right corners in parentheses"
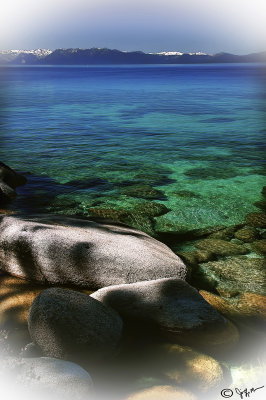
top-left (235, 386), bottom-right (264, 399)
top-left (221, 385), bottom-right (264, 398)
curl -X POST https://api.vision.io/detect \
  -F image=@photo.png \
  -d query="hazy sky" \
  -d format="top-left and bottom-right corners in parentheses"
top-left (1, 0), bottom-right (266, 54)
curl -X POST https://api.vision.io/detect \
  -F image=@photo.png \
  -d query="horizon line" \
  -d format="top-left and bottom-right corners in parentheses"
top-left (1, 47), bottom-right (266, 56)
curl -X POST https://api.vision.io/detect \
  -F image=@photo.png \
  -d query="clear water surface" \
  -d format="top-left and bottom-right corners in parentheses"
top-left (0, 64), bottom-right (265, 234)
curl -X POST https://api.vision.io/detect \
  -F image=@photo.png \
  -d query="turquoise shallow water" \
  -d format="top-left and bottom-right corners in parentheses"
top-left (0, 64), bottom-right (265, 233)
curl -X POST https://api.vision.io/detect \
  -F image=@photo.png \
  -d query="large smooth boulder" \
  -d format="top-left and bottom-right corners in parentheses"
top-left (0, 215), bottom-right (187, 288)
top-left (28, 288), bottom-right (123, 363)
top-left (0, 161), bottom-right (27, 202)
top-left (91, 278), bottom-right (238, 350)
top-left (0, 275), bottom-right (94, 357)
top-left (0, 357), bottom-right (93, 400)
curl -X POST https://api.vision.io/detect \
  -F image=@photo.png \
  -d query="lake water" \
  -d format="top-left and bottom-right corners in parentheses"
top-left (0, 64), bottom-right (265, 235)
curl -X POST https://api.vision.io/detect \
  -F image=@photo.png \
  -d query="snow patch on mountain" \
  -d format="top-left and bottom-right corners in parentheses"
top-left (0, 49), bottom-right (52, 57)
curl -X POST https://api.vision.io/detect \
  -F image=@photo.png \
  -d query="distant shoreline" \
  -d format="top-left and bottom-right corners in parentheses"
top-left (1, 47), bottom-right (266, 66)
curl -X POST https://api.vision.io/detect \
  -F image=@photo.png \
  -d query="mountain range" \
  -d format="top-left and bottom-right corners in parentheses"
top-left (0, 48), bottom-right (266, 65)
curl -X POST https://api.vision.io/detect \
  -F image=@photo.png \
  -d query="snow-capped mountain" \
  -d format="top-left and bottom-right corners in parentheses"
top-left (0, 48), bottom-right (265, 65)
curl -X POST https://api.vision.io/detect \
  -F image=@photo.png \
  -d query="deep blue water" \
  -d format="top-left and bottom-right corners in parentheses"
top-left (0, 64), bottom-right (265, 234)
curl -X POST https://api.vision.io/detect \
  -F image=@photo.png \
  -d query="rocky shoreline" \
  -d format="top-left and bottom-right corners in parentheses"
top-left (0, 162), bottom-right (265, 400)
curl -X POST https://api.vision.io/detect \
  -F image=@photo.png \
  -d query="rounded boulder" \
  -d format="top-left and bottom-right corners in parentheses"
top-left (28, 288), bottom-right (123, 364)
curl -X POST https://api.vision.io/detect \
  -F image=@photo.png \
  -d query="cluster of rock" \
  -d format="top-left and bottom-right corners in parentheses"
top-left (0, 212), bottom-right (238, 399)
top-left (176, 208), bottom-right (266, 299)
top-left (0, 164), bottom-right (265, 400)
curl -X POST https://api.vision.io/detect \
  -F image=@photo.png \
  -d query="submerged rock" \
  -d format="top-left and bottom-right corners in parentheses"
top-left (0, 215), bottom-right (187, 288)
top-left (198, 257), bottom-right (266, 296)
top-left (125, 385), bottom-right (196, 400)
top-left (120, 184), bottom-right (167, 200)
top-left (234, 226), bottom-right (259, 242)
top-left (91, 278), bottom-right (238, 350)
top-left (177, 249), bottom-right (215, 268)
top-left (195, 239), bottom-right (247, 256)
top-left (152, 343), bottom-right (224, 392)
top-left (28, 288), bottom-right (123, 363)
top-left (87, 207), bottom-right (155, 236)
top-left (0, 357), bottom-right (93, 400)
top-left (134, 201), bottom-right (170, 217)
top-left (184, 166), bottom-right (239, 180)
top-left (252, 239), bottom-right (266, 255)
top-left (208, 225), bottom-right (240, 241)
top-left (254, 200), bottom-right (266, 211)
top-left (200, 290), bottom-right (266, 333)
top-left (245, 212), bottom-right (266, 228)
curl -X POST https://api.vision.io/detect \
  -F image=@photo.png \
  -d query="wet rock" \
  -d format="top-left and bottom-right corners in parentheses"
top-left (0, 161), bottom-right (27, 203)
top-left (254, 200), bottom-right (266, 211)
top-left (152, 343), bottom-right (224, 392)
top-left (28, 288), bottom-right (123, 363)
top-left (133, 166), bottom-right (174, 186)
top-left (0, 357), bottom-right (93, 400)
top-left (195, 239), bottom-right (247, 257)
top-left (0, 161), bottom-right (27, 188)
top-left (177, 250), bottom-right (215, 272)
top-left (252, 239), bottom-right (266, 255)
top-left (176, 252), bottom-right (198, 268)
top-left (193, 249), bottom-right (215, 263)
top-left (134, 201), bottom-right (170, 217)
top-left (183, 225), bottom-right (226, 239)
top-left (200, 290), bottom-right (266, 333)
top-left (87, 207), bottom-right (131, 223)
top-left (230, 238), bottom-right (244, 245)
top-left (125, 385), bottom-right (196, 400)
top-left (87, 207), bottom-right (155, 236)
top-left (120, 184), bottom-right (167, 200)
top-left (234, 226), bottom-right (259, 242)
top-left (92, 278), bottom-right (238, 350)
top-left (0, 181), bottom-right (17, 201)
top-left (0, 215), bottom-right (187, 288)
top-left (0, 209), bottom-right (16, 215)
top-left (208, 225), bottom-right (239, 241)
top-left (157, 225), bottom-right (226, 246)
top-left (245, 212), bottom-right (266, 228)
top-left (261, 231), bottom-right (266, 239)
top-left (198, 257), bottom-right (266, 296)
